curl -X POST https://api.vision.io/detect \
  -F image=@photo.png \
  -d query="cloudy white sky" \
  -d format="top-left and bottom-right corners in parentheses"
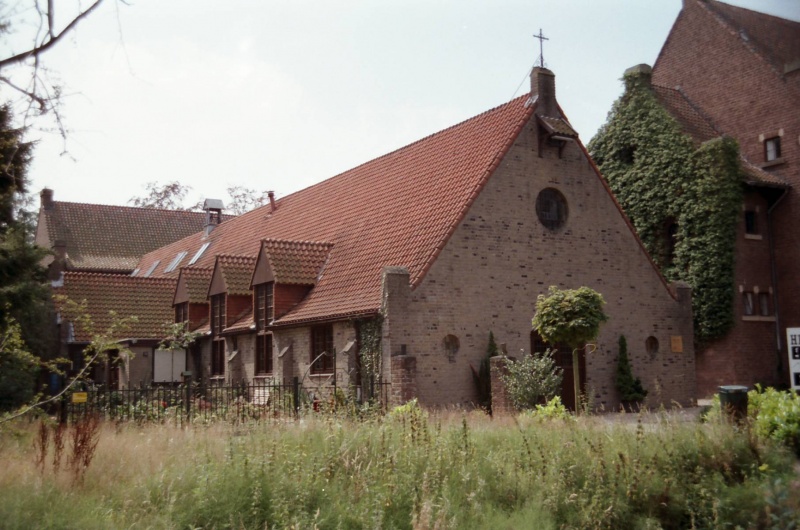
top-left (3, 0), bottom-right (799, 209)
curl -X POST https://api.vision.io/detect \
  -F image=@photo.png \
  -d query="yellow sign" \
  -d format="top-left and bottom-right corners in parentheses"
top-left (670, 336), bottom-right (684, 353)
top-left (72, 392), bottom-right (88, 404)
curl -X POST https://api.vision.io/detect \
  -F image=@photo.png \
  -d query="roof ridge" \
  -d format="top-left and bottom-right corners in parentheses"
top-left (271, 94), bottom-right (533, 205)
top-left (699, 0), bottom-right (797, 75)
top-left (410, 96), bottom-right (536, 287)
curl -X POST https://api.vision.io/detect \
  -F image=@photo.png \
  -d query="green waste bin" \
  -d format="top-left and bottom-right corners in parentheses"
top-left (718, 385), bottom-right (749, 423)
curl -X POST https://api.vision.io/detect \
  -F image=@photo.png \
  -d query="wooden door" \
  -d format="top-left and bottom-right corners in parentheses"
top-left (530, 331), bottom-right (586, 411)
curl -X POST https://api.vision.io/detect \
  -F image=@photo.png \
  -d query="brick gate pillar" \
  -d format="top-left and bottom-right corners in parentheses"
top-left (490, 356), bottom-right (515, 416)
top-left (391, 354), bottom-right (417, 406)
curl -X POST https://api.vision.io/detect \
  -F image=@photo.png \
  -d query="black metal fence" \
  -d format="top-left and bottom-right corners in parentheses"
top-left (64, 378), bottom-right (391, 424)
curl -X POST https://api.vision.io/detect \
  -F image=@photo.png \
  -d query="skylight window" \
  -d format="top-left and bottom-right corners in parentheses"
top-left (143, 260), bottom-right (160, 278)
top-left (189, 242), bottom-right (211, 265)
top-left (164, 251), bottom-right (188, 273)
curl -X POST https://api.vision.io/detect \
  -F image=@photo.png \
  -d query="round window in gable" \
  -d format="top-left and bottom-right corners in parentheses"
top-left (536, 188), bottom-right (568, 230)
top-left (646, 336), bottom-right (659, 355)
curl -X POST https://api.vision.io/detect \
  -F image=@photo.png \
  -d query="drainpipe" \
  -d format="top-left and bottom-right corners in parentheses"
top-left (767, 187), bottom-right (788, 382)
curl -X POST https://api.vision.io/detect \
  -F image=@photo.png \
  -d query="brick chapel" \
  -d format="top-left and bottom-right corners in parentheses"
top-left (50, 66), bottom-right (697, 411)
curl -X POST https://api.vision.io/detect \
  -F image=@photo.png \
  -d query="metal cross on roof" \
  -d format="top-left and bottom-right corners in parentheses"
top-left (534, 28), bottom-right (548, 68)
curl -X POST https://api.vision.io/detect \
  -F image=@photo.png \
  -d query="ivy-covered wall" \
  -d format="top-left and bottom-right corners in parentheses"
top-left (588, 71), bottom-right (743, 344)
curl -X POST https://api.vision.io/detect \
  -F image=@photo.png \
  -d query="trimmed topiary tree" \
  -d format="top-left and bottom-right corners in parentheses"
top-left (470, 331), bottom-right (497, 412)
top-left (532, 286), bottom-right (608, 413)
top-left (615, 335), bottom-right (647, 410)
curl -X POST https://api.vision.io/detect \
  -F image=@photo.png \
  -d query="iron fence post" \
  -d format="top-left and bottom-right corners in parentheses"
top-left (293, 376), bottom-right (300, 417)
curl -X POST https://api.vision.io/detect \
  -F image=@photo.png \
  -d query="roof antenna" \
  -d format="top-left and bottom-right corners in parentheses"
top-left (533, 28), bottom-right (549, 68)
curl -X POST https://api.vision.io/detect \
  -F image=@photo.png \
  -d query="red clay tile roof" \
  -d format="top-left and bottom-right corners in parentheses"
top-left (651, 84), bottom-right (787, 188)
top-left (740, 159), bottom-right (788, 188)
top-left (36, 199), bottom-right (234, 273)
top-left (704, 0), bottom-right (800, 73)
top-left (136, 94), bottom-right (534, 324)
top-left (54, 272), bottom-right (177, 342)
top-left (260, 239), bottom-right (333, 285)
top-left (652, 85), bottom-right (721, 144)
top-left (223, 310), bottom-right (255, 334)
top-left (213, 255), bottom-right (257, 296)
top-left (178, 267), bottom-right (213, 303)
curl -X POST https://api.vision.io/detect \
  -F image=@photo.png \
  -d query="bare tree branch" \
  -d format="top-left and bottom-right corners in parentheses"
top-left (0, 0), bottom-right (107, 71)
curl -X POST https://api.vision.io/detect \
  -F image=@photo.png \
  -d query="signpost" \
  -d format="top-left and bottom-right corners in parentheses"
top-left (786, 327), bottom-right (800, 391)
top-left (72, 392), bottom-right (88, 404)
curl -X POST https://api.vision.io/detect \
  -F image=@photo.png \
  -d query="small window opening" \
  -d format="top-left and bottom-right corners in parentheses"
top-left (765, 137), bottom-right (781, 162)
top-left (443, 334), bottom-right (460, 363)
top-left (758, 293), bottom-right (771, 316)
top-left (744, 211), bottom-right (758, 235)
top-left (743, 292), bottom-right (755, 316)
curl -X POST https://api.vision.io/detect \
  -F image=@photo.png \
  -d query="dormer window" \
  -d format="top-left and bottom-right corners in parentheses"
top-left (175, 302), bottom-right (188, 324)
top-left (210, 293), bottom-right (226, 376)
top-left (255, 282), bottom-right (274, 330)
top-left (765, 137), bottom-right (781, 162)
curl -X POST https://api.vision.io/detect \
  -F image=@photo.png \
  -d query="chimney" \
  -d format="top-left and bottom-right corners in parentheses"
top-left (531, 67), bottom-right (557, 117)
top-left (203, 198), bottom-right (224, 236)
top-left (267, 191), bottom-right (276, 213)
top-left (41, 188), bottom-right (54, 210)
top-left (624, 64), bottom-right (652, 90)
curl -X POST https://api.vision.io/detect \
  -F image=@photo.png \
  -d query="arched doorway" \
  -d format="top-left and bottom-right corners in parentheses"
top-left (530, 330), bottom-right (585, 411)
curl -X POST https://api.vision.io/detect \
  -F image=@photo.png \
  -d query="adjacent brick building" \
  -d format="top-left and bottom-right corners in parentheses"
top-left (62, 66), bottom-right (695, 410)
top-left (606, 0), bottom-right (800, 395)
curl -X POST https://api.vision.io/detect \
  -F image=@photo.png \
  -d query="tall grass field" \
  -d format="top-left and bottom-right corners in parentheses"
top-left (1, 408), bottom-right (798, 529)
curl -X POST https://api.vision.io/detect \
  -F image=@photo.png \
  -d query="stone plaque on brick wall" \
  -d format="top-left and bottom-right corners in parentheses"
top-left (670, 336), bottom-right (683, 353)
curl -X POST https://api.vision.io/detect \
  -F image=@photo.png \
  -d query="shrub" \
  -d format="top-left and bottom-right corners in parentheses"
top-left (500, 350), bottom-right (563, 411)
top-left (615, 335), bottom-right (647, 404)
top-left (748, 386), bottom-right (800, 456)
top-left (523, 396), bottom-right (573, 422)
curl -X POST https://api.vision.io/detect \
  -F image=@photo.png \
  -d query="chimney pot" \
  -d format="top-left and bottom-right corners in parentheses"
top-left (41, 188), bottom-right (54, 210)
top-left (530, 67), bottom-right (557, 117)
top-left (267, 191), bottom-right (276, 213)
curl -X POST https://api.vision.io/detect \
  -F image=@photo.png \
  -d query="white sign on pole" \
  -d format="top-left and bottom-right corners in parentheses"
top-left (785, 328), bottom-right (800, 391)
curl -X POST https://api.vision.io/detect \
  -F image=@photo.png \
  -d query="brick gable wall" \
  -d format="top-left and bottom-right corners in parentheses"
top-left (384, 117), bottom-right (695, 410)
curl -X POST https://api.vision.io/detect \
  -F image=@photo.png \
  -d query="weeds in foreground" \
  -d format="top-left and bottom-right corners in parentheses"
top-left (1, 412), bottom-right (798, 529)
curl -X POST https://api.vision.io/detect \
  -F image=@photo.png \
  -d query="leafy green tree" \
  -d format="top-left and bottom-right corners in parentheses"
top-left (532, 286), bottom-right (608, 413)
top-left (0, 314), bottom-right (37, 411)
top-left (0, 105), bottom-right (54, 367)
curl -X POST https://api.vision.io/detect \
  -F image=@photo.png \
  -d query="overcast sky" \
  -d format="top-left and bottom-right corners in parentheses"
top-left (3, 0), bottom-right (799, 209)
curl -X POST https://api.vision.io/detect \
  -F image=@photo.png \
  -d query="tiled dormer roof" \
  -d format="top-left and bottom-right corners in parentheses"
top-left (214, 255), bottom-right (257, 296)
top-left (36, 198), bottom-right (234, 273)
top-left (652, 85), bottom-right (721, 144)
top-left (136, 93), bottom-right (534, 324)
top-left (176, 267), bottom-right (213, 304)
top-left (54, 272), bottom-right (177, 342)
top-left (703, 0), bottom-right (800, 74)
top-left (260, 239), bottom-right (333, 285)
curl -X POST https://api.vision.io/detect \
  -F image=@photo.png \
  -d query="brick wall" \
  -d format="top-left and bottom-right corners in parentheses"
top-left (390, 355), bottom-right (417, 406)
top-left (653, 0), bottom-right (800, 389)
top-left (383, 109), bottom-right (695, 410)
top-left (696, 191), bottom-right (782, 396)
